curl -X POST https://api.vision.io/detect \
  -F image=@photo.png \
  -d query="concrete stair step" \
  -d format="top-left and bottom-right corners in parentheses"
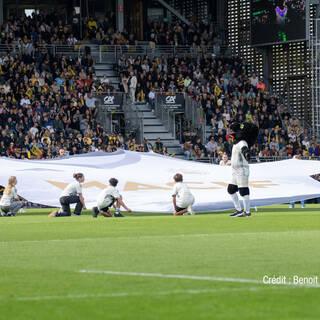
top-left (143, 118), bottom-right (163, 125)
top-left (95, 64), bottom-right (114, 70)
top-left (96, 72), bottom-right (119, 81)
top-left (148, 141), bottom-right (181, 146)
top-left (167, 146), bottom-right (184, 156)
top-left (144, 133), bottom-right (176, 140)
top-left (95, 69), bottom-right (116, 74)
top-left (135, 106), bottom-right (151, 113)
top-left (143, 126), bottom-right (168, 133)
top-left (95, 70), bottom-right (117, 77)
top-left (142, 111), bottom-right (157, 118)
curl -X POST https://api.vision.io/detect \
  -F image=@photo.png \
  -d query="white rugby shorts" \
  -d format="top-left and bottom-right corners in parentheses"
top-left (231, 168), bottom-right (249, 188)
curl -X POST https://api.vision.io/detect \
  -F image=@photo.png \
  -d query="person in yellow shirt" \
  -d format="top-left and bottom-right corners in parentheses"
top-left (214, 85), bottom-right (221, 97)
top-left (177, 74), bottom-right (184, 89)
top-left (136, 89), bottom-right (145, 102)
top-left (25, 86), bottom-right (34, 100)
top-left (88, 17), bottom-right (98, 39)
top-left (67, 65), bottom-right (76, 77)
top-left (30, 74), bottom-right (37, 85)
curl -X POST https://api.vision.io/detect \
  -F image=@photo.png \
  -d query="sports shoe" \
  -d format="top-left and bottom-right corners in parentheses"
top-left (114, 212), bottom-right (124, 217)
top-left (187, 205), bottom-right (195, 215)
top-left (19, 208), bottom-right (25, 214)
top-left (92, 206), bottom-right (99, 218)
top-left (245, 212), bottom-right (252, 217)
top-left (230, 210), bottom-right (243, 217)
top-left (48, 210), bottom-right (57, 218)
top-left (72, 213), bottom-right (81, 216)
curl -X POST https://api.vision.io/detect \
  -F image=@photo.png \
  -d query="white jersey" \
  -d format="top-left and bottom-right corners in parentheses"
top-left (60, 181), bottom-right (82, 197)
top-left (172, 182), bottom-right (195, 208)
top-left (0, 187), bottom-right (18, 206)
top-left (231, 140), bottom-right (249, 171)
top-left (96, 186), bottom-right (120, 209)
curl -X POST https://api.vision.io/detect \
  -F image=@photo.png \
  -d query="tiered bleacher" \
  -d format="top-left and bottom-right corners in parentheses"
top-left (0, 12), bottom-right (316, 161)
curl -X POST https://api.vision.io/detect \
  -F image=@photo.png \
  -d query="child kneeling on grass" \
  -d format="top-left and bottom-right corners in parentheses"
top-left (0, 176), bottom-right (24, 217)
top-left (92, 178), bottom-right (131, 218)
top-left (172, 173), bottom-right (195, 216)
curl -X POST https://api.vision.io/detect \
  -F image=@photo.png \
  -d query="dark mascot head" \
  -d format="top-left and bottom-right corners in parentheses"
top-left (229, 122), bottom-right (259, 148)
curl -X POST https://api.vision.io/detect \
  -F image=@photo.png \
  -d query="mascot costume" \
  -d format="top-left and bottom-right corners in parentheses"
top-left (228, 122), bottom-right (259, 217)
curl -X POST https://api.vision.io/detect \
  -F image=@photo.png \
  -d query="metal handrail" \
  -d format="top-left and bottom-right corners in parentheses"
top-left (0, 43), bottom-right (229, 63)
top-left (122, 95), bottom-right (144, 144)
top-left (184, 94), bottom-right (206, 142)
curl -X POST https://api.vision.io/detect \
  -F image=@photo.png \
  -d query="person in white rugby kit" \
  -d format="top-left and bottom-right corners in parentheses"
top-left (227, 122), bottom-right (258, 218)
top-left (0, 176), bottom-right (24, 216)
top-left (92, 178), bottom-right (131, 218)
top-left (49, 173), bottom-right (87, 217)
top-left (172, 173), bottom-right (195, 216)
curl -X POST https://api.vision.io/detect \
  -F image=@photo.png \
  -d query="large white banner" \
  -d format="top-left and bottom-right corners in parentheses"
top-left (1, 151), bottom-right (320, 212)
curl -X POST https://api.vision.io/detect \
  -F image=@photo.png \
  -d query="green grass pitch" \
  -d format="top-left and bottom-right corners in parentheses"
top-left (0, 205), bottom-right (319, 320)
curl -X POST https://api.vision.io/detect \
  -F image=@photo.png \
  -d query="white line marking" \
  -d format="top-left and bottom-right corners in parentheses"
top-left (4, 287), bottom-right (287, 302)
top-left (79, 270), bottom-right (320, 288)
top-left (0, 230), bottom-right (319, 244)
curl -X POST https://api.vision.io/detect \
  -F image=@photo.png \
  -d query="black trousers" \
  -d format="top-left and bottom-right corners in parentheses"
top-left (59, 195), bottom-right (83, 216)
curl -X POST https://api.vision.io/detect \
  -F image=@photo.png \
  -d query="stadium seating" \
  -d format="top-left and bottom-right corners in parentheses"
top-left (0, 12), bottom-right (317, 161)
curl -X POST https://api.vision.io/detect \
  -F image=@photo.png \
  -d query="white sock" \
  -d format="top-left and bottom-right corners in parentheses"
top-left (230, 193), bottom-right (241, 211)
top-left (115, 208), bottom-right (120, 213)
top-left (242, 195), bottom-right (250, 213)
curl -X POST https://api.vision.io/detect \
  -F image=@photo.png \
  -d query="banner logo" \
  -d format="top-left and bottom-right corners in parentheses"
top-left (165, 95), bottom-right (176, 104)
top-left (104, 96), bottom-right (115, 104)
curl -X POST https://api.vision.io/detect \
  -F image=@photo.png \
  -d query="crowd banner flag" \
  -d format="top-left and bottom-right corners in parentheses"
top-left (31, 145), bottom-right (43, 157)
top-left (1, 150), bottom-right (320, 212)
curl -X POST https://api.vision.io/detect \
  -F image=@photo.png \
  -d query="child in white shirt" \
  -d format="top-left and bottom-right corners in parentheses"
top-left (172, 173), bottom-right (195, 216)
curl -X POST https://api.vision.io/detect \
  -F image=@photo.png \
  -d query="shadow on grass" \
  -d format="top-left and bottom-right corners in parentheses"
top-left (16, 206), bottom-right (320, 217)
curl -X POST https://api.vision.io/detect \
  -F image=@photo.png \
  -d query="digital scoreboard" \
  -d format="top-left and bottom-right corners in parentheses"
top-left (251, 0), bottom-right (306, 46)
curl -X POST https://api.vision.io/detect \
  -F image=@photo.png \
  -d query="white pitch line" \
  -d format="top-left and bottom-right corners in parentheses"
top-left (0, 230), bottom-right (319, 245)
top-left (5, 287), bottom-right (286, 302)
top-left (0, 234), bottom-right (211, 244)
top-left (79, 270), bottom-right (320, 288)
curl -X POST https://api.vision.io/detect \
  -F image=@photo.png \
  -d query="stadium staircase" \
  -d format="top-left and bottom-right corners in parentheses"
top-left (95, 63), bottom-right (120, 90)
top-left (135, 103), bottom-right (183, 156)
top-left (94, 62), bottom-right (183, 156)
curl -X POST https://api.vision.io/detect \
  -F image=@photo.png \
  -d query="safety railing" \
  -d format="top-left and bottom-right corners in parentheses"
top-left (95, 92), bottom-right (124, 133)
top-left (0, 43), bottom-right (228, 63)
top-left (154, 93), bottom-right (177, 140)
top-left (154, 92), bottom-right (205, 143)
top-left (184, 94), bottom-right (206, 142)
top-left (122, 95), bottom-right (144, 144)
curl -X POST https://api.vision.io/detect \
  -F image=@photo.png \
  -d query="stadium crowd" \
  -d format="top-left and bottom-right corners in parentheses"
top-left (119, 50), bottom-right (318, 162)
top-left (0, 10), bottom-right (135, 46)
top-left (0, 40), bottom-right (170, 159)
top-left (0, 11), bottom-right (318, 162)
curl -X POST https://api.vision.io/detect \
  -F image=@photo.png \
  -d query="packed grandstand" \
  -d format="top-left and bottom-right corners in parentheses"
top-left (0, 11), bottom-right (316, 162)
